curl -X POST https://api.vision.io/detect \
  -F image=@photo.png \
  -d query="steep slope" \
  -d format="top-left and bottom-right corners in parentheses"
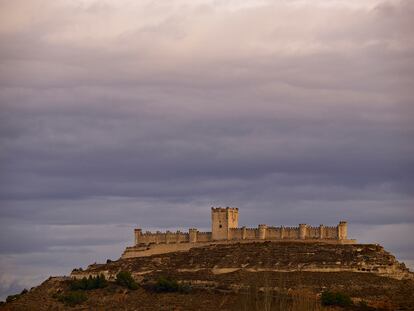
top-left (75, 242), bottom-right (412, 281)
top-left (1, 242), bottom-right (413, 310)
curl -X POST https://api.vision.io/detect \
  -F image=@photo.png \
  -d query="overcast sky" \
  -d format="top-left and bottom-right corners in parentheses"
top-left (0, 0), bottom-right (413, 300)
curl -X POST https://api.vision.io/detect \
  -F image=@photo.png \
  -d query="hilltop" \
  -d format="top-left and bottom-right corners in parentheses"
top-left (1, 242), bottom-right (413, 310)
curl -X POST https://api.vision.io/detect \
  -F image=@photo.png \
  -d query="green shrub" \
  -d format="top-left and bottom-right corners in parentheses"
top-left (115, 271), bottom-right (139, 290)
top-left (6, 294), bottom-right (19, 303)
top-left (154, 276), bottom-right (179, 292)
top-left (153, 276), bottom-right (191, 293)
top-left (321, 291), bottom-right (352, 307)
top-left (70, 274), bottom-right (107, 291)
top-left (57, 291), bottom-right (87, 306)
top-left (5, 288), bottom-right (28, 303)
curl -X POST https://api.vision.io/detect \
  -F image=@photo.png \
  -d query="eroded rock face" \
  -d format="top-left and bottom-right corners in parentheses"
top-left (72, 242), bottom-right (412, 281)
top-left (67, 242), bottom-right (414, 310)
top-left (3, 242), bottom-right (414, 311)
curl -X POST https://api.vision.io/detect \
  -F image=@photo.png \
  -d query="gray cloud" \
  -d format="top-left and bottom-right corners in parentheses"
top-left (0, 0), bottom-right (413, 300)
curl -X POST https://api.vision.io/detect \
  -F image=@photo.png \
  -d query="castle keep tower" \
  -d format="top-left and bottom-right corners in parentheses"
top-left (211, 207), bottom-right (239, 240)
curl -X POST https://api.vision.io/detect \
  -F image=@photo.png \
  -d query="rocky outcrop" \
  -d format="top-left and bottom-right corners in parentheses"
top-left (73, 242), bottom-right (412, 281)
top-left (2, 242), bottom-right (413, 310)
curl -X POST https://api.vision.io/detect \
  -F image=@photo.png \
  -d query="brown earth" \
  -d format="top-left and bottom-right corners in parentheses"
top-left (1, 242), bottom-right (413, 311)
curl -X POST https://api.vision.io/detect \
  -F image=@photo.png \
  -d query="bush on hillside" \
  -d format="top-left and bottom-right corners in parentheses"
top-left (57, 291), bottom-right (87, 306)
top-left (70, 274), bottom-right (107, 291)
top-left (154, 276), bottom-right (179, 292)
top-left (6, 288), bottom-right (28, 303)
top-left (152, 276), bottom-right (191, 293)
top-left (321, 290), bottom-right (352, 307)
top-left (115, 271), bottom-right (139, 290)
top-left (6, 294), bottom-right (20, 303)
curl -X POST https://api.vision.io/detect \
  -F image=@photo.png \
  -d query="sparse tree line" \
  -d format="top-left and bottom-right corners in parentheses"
top-left (51, 272), bottom-right (192, 306)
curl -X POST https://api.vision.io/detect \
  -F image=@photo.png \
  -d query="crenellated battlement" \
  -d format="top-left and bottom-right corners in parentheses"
top-left (123, 207), bottom-right (355, 258)
top-left (211, 206), bottom-right (239, 212)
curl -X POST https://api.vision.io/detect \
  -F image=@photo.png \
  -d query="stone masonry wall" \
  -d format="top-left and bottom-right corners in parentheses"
top-left (134, 223), bottom-right (346, 246)
top-left (132, 207), bottom-right (348, 249)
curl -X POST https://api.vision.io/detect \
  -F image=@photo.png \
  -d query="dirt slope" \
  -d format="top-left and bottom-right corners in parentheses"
top-left (1, 242), bottom-right (413, 310)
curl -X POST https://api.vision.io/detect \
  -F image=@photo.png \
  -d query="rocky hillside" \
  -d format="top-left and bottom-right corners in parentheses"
top-left (75, 242), bottom-right (412, 280)
top-left (1, 242), bottom-right (413, 310)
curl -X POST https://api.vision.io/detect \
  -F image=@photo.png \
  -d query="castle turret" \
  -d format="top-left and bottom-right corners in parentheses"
top-left (319, 224), bottom-right (325, 239)
top-left (166, 230), bottom-right (173, 244)
top-left (338, 221), bottom-right (348, 240)
top-left (258, 224), bottom-right (267, 240)
top-left (211, 207), bottom-right (239, 240)
top-left (189, 228), bottom-right (198, 243)
top-left (134, 228), bottom-right (142, 245)
top-left (299, 224), bottom-right (308, 240)
top-left (242, 226), bottom-right (247, 240)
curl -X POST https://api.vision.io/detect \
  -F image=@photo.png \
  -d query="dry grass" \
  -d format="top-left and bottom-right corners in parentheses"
top-left (236, 272), bottom-right (332, 311)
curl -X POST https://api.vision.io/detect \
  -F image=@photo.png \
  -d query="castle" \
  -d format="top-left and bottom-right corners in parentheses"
top-left (122, 207), bottom-right (355, 258)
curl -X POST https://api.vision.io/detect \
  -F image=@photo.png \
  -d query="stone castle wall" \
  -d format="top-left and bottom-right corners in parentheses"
top-left (134, 223), bottom-right (345, 245)
top-left (128, 207), bottom-right (352, 259)
top-left (197, 231), bottom-right (212, 242)
top-left (134, 229), bottom-right (190, 245)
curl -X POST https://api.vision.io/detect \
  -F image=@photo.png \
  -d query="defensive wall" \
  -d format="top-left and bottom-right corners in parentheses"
top-left (133, 223), bottom-right (346, 245)
top-left (122, 207), bottom-right (354, 259)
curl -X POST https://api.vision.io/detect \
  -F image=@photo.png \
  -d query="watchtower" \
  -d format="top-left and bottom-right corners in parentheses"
top-left (338, 221), bottom-right (348, 240)
top-left (211, 207), bottom-right (239, 240)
